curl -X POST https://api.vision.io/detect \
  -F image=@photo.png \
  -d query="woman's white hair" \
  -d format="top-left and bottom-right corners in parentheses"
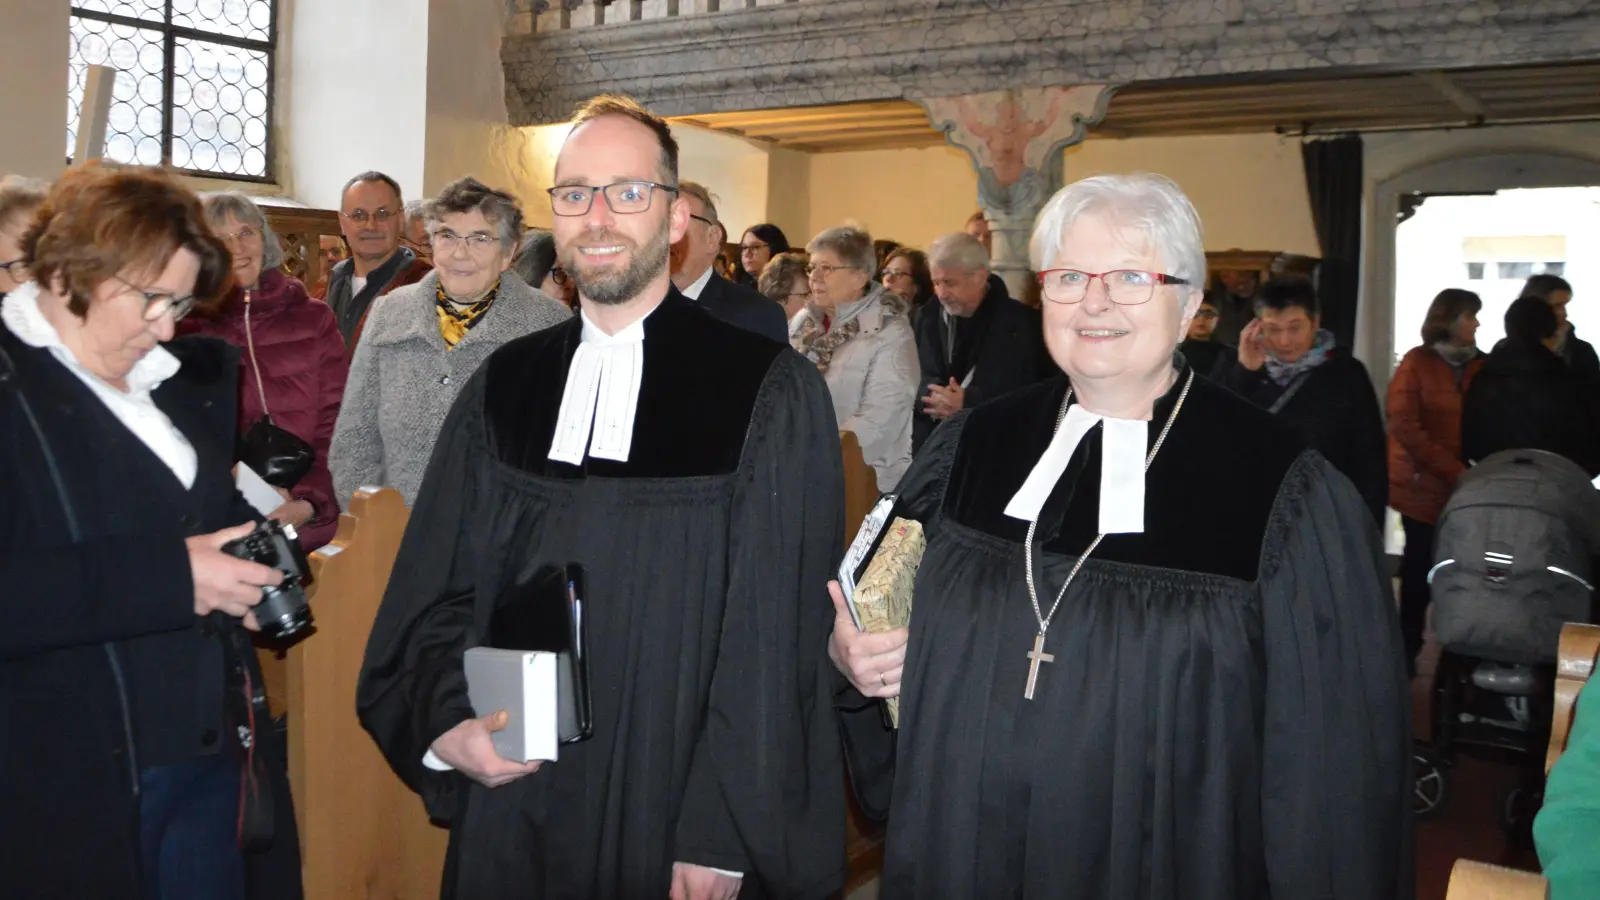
top-left (1029, 173), bottom-right (1206, 300)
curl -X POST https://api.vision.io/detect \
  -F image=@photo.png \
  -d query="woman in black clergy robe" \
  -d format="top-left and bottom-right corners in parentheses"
top-left (829, 174), bottom-right (1413, 900)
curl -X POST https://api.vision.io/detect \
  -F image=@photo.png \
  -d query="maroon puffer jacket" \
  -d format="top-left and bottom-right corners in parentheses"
top-left (180, 269), bottom-right (350, 550)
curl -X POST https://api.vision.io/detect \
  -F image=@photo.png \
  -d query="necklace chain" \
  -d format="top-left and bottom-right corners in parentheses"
top-left (1024, 369), bottom-right (1195, 638)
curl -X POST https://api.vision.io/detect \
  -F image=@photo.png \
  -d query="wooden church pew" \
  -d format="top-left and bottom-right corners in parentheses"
top-left (1446, 622), bottom-right (1600, 900)
top-left (289, 487), bottom-right (447, 900)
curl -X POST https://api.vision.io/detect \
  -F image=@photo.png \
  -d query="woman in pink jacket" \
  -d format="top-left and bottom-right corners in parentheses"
top-left (181, 193), bottom-right (349, 551)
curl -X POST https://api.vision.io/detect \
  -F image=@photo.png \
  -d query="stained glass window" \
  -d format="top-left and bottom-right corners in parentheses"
top-left (67, 2), bottom-right (276, 181)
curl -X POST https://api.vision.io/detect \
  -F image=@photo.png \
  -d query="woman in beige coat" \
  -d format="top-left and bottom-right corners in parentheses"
top-left (791, 225), bottom-right (918, 492)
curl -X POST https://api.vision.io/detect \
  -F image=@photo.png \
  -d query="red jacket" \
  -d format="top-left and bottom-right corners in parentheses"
top-left (1386, 345), bottom-right (1485, 524)
top-left (180, 269), bottom-right (350, 550)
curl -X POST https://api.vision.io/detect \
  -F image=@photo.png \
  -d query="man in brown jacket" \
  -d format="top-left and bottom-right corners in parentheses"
top-left (315, 171), bottom-right (432, 347)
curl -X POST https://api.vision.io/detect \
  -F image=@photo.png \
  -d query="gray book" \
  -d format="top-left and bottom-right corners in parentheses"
top-left (463, 647), bottom-right (560, 763)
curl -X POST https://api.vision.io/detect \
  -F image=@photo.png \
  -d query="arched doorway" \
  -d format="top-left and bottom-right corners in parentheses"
top-left (1358, 148), bottom-right (1600, 392)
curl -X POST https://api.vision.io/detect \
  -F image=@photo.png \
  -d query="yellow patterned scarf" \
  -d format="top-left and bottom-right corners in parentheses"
top-left (436, 279), bottom-right (500, 349)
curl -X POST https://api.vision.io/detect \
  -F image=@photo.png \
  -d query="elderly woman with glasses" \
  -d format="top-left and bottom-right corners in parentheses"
top-left (330, 177), bottom-right (570, 508)
top-left (791, 225), bottom-right (918, 492)
top-left (827, 174), bottom-right (1411, 900)
top-left (178, 193), bottom-right (349, 552)
top-left (1, 165), bottom-right (303, 900)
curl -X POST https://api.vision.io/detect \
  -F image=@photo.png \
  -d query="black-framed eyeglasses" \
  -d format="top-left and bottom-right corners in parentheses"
top-left (1193, 308), bottom-right (1220, 320)
top-left (340, 208), bottom-right (399, 226)
top-left (689, 213), bottom-right (718, 229)
top-left (1037, 269), bottom-right (1190, 306)
top-left (547, 181), bottom-right (678, 217)
top-left (550, 266), bottom-right (570, 287)
top-left (0, 258), bottom-right (27, 277)
top-left (112, 276), bottom-right (197, 322)
top-left (739, 241), bottom-right (769, 253)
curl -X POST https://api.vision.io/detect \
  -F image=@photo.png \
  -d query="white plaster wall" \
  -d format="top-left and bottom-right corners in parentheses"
top-left (806, 132), bottom-right (1323, 256)
top-left (1064, 133), bottom-right (1323, 258)
top-left (675, 124), bottom-right (772, 241)
top-left (0, 0), bottom-right (69, 179)
top-left (423, 0), bottom-right (547, 214)
top-left (286, 0), bottom-right (429, 209)
top-left (764, 146), bottom-right (812, 246)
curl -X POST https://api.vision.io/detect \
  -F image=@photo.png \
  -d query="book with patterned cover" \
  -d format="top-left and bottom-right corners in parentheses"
top-left (852, 516), bottom-right (926, 726)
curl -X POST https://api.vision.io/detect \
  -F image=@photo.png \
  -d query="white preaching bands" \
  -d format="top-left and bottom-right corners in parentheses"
top-left (547, 308), bottom-right (650, 466)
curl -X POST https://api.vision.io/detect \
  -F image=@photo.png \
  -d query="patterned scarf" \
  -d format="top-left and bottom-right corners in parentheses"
top-left (1264, 327), bottom-right (1335, 386)
top-left (793, 286), bottom-right (897, 374)
top-left (436, 278), bottom-right (500, 349)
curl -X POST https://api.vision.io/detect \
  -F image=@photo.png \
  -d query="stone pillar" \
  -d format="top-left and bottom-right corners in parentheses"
top-left (920, 85), bottom-right (1113, 298)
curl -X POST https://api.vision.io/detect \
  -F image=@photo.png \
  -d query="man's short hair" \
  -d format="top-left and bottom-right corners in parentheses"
top-left (341, 171), bottom-right (403, 206)
top-left (569, 94), bottom-right (680, 187)
top-left (678, 181), bottom-right (717, 223)
top-left (1505, 294), bottom-right (1560, 346)
top-left (966, 210), bottom-right (987, 227)
top-left (1254, 276), bottom-right (1319, 320)
top-left (926, 232), bottom-right (990, 272)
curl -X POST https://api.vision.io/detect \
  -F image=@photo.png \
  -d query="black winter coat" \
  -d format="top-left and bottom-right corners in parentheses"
top-left (1462, 341), bottom-right (1600, 476)
top-left (0, 326), bottom-right (283, 897)
top-left (1213, 352), bottom-right (1389, 525)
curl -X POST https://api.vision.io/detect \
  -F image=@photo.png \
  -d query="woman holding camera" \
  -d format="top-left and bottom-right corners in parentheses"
top-left (0, 165), bottom-right (293, 900)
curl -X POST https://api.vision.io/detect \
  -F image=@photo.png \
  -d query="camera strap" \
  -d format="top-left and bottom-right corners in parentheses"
top-left (0, 340), bottom-right (82, 541)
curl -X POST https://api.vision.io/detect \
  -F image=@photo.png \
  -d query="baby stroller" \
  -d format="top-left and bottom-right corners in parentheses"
top-left (1412, 449), bottom-right (1600, 835)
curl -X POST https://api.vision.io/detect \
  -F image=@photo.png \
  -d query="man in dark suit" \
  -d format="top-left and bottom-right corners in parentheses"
top-left (670, 181), bottom-right (789, 343)
top-left (912, 232), bottom-right (1054, 450)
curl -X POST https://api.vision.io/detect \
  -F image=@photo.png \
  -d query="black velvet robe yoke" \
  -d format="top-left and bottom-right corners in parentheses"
top-left (853, 371), bottom-right (1413, 900)
top-left (357, 292), bottom-right (847, 900)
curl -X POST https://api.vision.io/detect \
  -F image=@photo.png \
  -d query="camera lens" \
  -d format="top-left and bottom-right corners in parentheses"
top-left (254, 584), bottom-right (313, 643)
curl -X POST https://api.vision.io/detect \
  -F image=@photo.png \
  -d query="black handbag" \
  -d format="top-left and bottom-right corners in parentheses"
top-left (238, 291), bottom-right (313, 489)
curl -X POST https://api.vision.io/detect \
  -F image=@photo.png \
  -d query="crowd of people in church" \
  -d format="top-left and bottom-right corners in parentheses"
top-left (1, 88), bottom-right (1599, 900)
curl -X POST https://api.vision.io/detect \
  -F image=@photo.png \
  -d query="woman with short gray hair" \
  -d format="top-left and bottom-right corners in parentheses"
top-left (180, 191), bottom-right (350, 550)
top-left (792, 224), bottom-right (918, 491)
top-left (829, 173), bottom-right (1411, 900)
top-left (331, 177), bottom-right (571, 507)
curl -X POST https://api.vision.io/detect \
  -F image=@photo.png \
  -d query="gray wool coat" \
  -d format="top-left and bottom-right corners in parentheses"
top-left (330, 270), bottom-right (571, 508)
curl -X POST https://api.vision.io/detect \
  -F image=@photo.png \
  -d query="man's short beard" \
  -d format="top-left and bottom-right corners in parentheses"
top-left (561, 223), bottom-right (672, 307)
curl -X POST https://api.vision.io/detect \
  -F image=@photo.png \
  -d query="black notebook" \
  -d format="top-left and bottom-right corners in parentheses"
top-left (485, 562), bottom-right (593, 745)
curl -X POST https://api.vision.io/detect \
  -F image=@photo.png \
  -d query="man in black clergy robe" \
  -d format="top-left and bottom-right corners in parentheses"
top-left (912, 232), bottom-right (1053, 451)
top-left (357, 96), bottom-right (847, 900)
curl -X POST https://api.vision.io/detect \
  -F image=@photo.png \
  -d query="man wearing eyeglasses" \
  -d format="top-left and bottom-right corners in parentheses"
top-left (314, 171), bottom-right (432, 345)
top-left (358, 95), bottom-right (846, 900)
top-left (668, 181), bottom-right (788, 343)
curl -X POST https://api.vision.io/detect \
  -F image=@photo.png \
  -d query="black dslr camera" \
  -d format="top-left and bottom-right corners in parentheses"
top-left (222, 519), bottom-right (314, 643)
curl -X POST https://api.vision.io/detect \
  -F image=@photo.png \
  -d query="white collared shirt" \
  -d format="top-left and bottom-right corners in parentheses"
top-left (679, 266), bottom-right (715, 301)
top-left (2, 282), bottom-right (197, 488)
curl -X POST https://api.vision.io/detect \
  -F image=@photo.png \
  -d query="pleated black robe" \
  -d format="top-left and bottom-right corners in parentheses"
top-left (840, 365), bottom-right (1413, 900)
top-left (358, 291), bottom-right (847, 899)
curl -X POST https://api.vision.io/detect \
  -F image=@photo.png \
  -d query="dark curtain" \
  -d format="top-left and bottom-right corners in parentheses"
top-left (1302, 134), bottom-right (1364, 350)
